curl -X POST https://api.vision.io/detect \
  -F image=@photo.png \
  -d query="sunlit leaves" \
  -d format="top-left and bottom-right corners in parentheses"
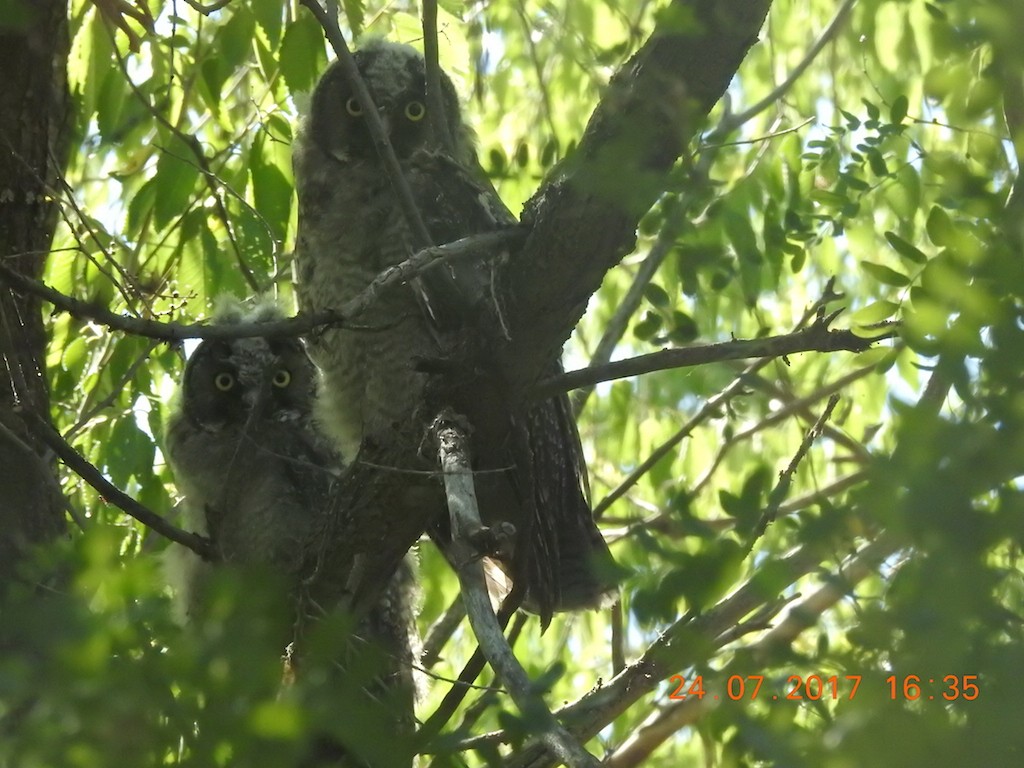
top-left (19, 0), bottom-right (1024, 764)
top-left (153, 135), bottom-right (201, 231)
top-left (280, 14), bottom-right (327, 97)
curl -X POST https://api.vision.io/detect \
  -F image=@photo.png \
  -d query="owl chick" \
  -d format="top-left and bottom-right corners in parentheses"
top-left (293, 40), bottom-right (618, 622)
top-left (163, 298), bottom-right (418, 761)
top-left (164, 297), bottom-right (334, 583)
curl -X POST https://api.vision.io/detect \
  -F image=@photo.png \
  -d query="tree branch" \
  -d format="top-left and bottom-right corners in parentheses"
top-left (503, 0), bottom-right (774, 394)
top-left (604, 534), bottom-right (897, 767)
top-left (540, 313), bottom-right (894, 399)
top-left (0, 231), bottom-right (517, 341)
top-left (421, 0), bottom-right (453, 154)
top-left (22, 411), bottom-right (213, 558)
top-left (575, 0), bottom-right (854, 415)
top-left (592, 357), bottom-right (771, 519)
top-left (745, 393), bottom-right (841, 550)
top-left (431, 413), bottom-right (599, 768)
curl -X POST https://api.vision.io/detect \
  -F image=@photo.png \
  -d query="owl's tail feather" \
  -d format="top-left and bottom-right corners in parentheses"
top-left (518, 390), bottom-right (621, 624)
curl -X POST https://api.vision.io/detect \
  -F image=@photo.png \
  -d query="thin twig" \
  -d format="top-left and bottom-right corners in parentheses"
top-left (714, 0), bottom-right (856, 135)
top-left (432, 413), bottom-right (599, 768)
top-left (421, 0), bottom-right (453, 153)
top-left (542, 314), bottom-right (893, 399)
top-left (0, 231), bottom-right (518, 341)
top-left (299, 0), bottom-right (434, 252)
top-left (592, 357), bottom-right (770, 519)
top-left (421, 594), bottom-right (466, 668)
top-left (690, 361), bottom-right (877, 498)
top-left (22, 411), bottom-right (213, 557)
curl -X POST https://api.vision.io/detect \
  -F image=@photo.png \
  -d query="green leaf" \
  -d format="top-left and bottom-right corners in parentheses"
top-left (884, 231), bottom-right (928, 264)
top-left (218, 7), bottom-right (256, 70)
top-left (252, 0), bottom-right (284, 45)
top-left (668, 310), bottom-right (698, 344)
top-left (280, 15), bottom-right (327, 96)
top-left (850, 300), bottom-right (900, 325)
top-left (126, 177), bottom-right (158, 238)
top-left (860, 260), bottom-right (911, 286)
top-left (644, 283), bottom-right (671, 308)
top-left (341, 0), bottom-right (366, 37)
top-left (926, 205), bottom-right (955, 247)
top-left (514, 141), bottom-right (529, 168)
top-left (633, 312), bottom-right (662, 341)
top-left (250, 162), bottom-right (292, 244)
top-left (540, 137), bottom-right (559, 167)
top-left (153, 137), bottom-right (200, 231)
top-left (106, 417), bottom-right (155, 487)
top-left (890, 94), bottom-right (909, 123)
top-left (866, 148), bottom-right (889, 178)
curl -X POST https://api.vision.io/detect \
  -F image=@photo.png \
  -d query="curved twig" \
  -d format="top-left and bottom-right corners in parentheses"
top-left (0, 230), bottom-right (518, 342)
top-left (431, 414), bottom-right (600, 768)
top-left (23, 411), bottom-right (213, 557)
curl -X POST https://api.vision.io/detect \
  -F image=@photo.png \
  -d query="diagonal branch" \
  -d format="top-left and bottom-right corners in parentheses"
top-left (503, 0), bottom-right (774, 394)
top-left (22, 411), bottom-right (213, 557)
top-left (0, 231), bottom-right (518, 342)
top-left (431, 413), bottom-right (600, 768)
top-left (745, 393), bottom-right (842, 551)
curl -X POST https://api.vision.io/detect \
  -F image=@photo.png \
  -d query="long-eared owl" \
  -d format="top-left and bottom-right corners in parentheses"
top-left (293, 40), bottom-right (618, 622)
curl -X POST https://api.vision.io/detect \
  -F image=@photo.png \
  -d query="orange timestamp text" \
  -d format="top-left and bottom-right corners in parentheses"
top-left (666, 674), bottom-right (980, 702)
top-left (668, 674), bottom-right (862, 702)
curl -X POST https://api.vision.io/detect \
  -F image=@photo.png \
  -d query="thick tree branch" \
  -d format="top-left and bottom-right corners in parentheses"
top-left (503, 0), bottom-right (773, 394)
top-left (431, 414), bottom-right (599, 768)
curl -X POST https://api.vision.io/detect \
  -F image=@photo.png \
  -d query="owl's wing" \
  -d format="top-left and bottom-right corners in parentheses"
top-left (404, 151), bottom-right (516, 330)
top-left (405, 152), bottom-right (619, 623)
top-left (274, 414), bottom-right (341, 513)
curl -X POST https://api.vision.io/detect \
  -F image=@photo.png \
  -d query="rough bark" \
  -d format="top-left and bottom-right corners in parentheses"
top-left (0, 0), bottom-right (72, 586)
top-left (500, 0), bottom-right (773, 395)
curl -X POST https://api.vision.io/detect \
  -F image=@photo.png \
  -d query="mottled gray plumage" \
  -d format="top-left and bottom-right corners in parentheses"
top-left (163, 298), bottom-right (417, 763)
top-left (293, 40), bottom-right (618, 622)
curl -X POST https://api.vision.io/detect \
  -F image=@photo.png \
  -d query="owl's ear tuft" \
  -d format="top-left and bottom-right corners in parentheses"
top-left (211, 294), bottom-right (248, 324)
top-left (211, 294), bottom-right (287, 324)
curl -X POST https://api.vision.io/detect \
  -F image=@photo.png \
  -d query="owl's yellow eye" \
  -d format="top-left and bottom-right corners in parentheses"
top-left (214, 372), bottom-right (235, 392)
top-left (345, 97), bottom-right (363, 116)
top-left (404, 100), bottom-right (426, 122)
top-left (272, 369), bottom-right (291, 388)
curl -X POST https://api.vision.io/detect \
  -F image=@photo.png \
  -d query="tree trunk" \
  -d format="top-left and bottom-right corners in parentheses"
top-left (0, 0), bottom-right (72, 587)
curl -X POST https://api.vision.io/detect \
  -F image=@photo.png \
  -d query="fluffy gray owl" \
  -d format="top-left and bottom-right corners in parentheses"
top-left (163, 299), bottom-right (417, 762)
top-left (293, 40), bottom-right (617, 622)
